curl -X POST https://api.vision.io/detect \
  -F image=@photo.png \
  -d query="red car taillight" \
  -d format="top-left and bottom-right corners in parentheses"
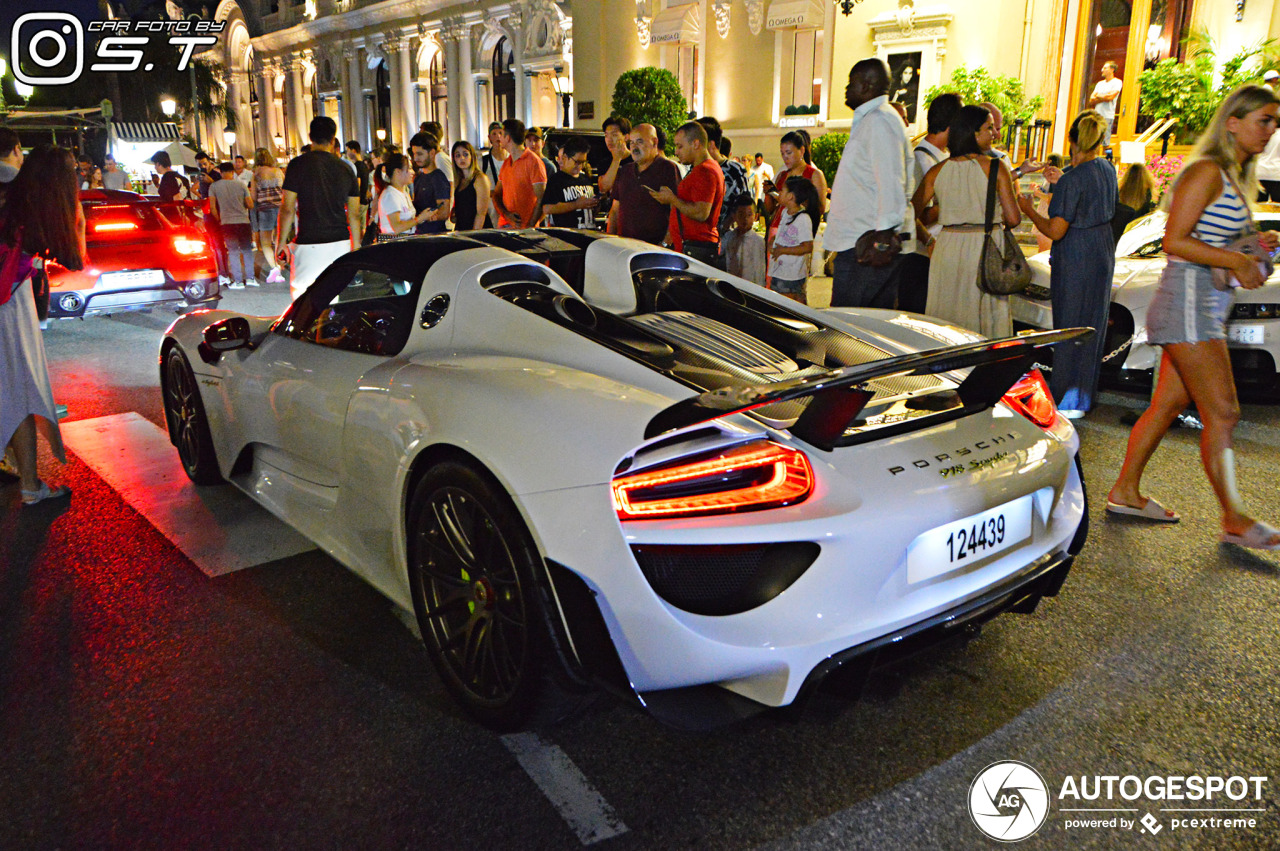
top-left (1003, 368), bottom-right (1058, 429)
top-left (612, 440), bottom-right (814, 520)
top-left (93, 221), bottom-right (138, 233)
top-left (173, 236), bottom-right (208, 256)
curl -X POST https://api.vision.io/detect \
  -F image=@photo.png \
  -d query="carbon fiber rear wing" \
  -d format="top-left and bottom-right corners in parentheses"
top-left (644, 328), bottom-right (1094, 451)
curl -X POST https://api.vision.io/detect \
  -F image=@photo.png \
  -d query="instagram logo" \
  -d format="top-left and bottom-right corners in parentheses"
top-left (11, 13), bottom-right (85, 86)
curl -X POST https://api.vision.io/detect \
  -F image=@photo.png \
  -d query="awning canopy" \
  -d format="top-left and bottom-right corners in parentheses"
top-left (766, 0), bottom-right (825, 29)
top-left (112, 122), bottom-right (182, 143)
top-left (650, 3), bottom-right (702, 45)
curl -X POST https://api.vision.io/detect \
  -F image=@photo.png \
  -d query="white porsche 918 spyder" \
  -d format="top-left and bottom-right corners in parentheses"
top-left (1011, 208), bottom-right (1280, 393)
top-left (161, 228), bottom-right (1091, 730)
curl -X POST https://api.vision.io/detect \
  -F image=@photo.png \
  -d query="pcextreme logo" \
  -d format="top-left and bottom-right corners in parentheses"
top-left (968, 761), bottom-right (1270, 843)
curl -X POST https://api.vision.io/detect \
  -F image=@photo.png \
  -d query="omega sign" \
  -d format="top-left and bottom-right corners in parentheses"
top-left (767, 13), bottom-right (814, 27)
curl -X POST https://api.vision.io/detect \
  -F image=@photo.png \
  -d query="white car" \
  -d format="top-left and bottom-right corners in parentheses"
top-left (161, 229), bottom-right (1090, 730)
top-left (1011, 208), bottom-right (1280, 392)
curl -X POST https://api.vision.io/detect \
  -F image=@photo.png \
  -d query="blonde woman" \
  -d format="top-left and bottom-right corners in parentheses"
top-left (450, 141), bottom-right (491, 231)
top-left (1112, 162), bottom-right (1157, 241)
top-left (250, 147), bottom-right (285, 282)
top-left (1018, 110), bottom-right (1116, 417)
top-left (1107, 85), bottom-right (1280, 548)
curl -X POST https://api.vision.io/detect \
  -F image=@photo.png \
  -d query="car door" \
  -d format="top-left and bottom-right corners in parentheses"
top-left (236, 261), bottom-right (420, 491)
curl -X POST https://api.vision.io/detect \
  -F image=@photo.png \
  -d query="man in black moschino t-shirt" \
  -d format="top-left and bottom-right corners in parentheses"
top-left (539, 136), bottom-right (599, 229)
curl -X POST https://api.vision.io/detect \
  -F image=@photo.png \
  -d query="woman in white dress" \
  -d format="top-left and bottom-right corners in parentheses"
top-left (1, 145), bottom-right (85, 505)
top-left (912, 105), bottom-right (1021, 337)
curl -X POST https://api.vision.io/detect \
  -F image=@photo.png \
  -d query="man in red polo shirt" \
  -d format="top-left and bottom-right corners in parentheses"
top-left (490, 118), bottom-right (547, 228)
top-left (649, 121), bottom-right (725, 270)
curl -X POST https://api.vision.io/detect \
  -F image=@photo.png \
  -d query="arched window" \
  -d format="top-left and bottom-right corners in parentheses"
top-left (374, 59), bottom-right (391, 141)
top-left (429, 50), bottom-right (448, 126)
top-left (492, 37), bottom-right (515, 122)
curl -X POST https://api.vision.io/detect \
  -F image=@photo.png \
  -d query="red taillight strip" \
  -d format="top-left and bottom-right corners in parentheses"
top-left (93, 221), bottom-right (138, 232)
top-left (612, 441), bottom-right (814, 520)
top-left (1003, 368), bottom-right (1058, 429)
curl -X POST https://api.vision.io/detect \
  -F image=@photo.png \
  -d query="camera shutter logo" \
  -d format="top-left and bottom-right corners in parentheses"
top-left (969, 761), bottom-right (1051, 842)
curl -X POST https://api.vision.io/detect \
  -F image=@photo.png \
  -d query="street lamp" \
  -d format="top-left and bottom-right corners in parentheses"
top-left (551, 65), bottom-right (573, 128)
top-left (223, 124), bottom-right (236, 156)
top-left (273, 132), bottom-right (284, 153)
top-left (375, 127), bottom-right (386, 143)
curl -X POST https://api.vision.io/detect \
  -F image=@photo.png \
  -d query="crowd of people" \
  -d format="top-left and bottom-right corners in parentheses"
top-left (4, 57), bottom-right (1280, 550)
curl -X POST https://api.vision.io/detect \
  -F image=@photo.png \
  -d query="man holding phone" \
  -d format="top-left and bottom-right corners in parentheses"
top-left (409, 131), bottom-right (452, 234)
top-left (648, 121), bottom-right (725, 269)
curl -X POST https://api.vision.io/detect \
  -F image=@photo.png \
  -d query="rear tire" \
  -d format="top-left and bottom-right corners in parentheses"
top-left (407, 462), bottom-right (555, 730)
top-left (163, 347), bottom-right (223, 484)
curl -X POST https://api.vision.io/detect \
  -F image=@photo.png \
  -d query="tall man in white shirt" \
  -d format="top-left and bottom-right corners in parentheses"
top-left (1088, 62), bottom-right (1122, 146)
top-left (824, 59), bottom-right (915, 309)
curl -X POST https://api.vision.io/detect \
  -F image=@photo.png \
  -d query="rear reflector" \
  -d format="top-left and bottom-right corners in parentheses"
top-left (612, 440), bottom-right (813, 520)
top-left (1003, 369), bottom-right (1058, 429)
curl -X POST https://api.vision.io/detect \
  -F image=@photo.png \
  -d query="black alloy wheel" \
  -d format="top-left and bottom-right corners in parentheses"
top-left (407, 462), bottom-right (550, 730)
top-left (163, 347), bottom-right (224, 484)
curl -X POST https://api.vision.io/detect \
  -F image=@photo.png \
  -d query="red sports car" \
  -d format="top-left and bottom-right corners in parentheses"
top-left (46, 189), bottom-right (220, 319)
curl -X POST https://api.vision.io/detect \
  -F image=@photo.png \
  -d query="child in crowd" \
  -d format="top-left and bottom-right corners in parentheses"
top-left (720, 200), bottom-right (766, 286)
top-left (768, 176), bottom-right (820, 302)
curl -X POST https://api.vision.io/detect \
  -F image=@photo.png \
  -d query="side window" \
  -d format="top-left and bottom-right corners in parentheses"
top-left (283, 267), bottom-right (418, 356)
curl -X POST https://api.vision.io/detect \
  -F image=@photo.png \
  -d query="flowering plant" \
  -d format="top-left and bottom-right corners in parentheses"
top-left (1146, 154), bottom-right (1184, 202)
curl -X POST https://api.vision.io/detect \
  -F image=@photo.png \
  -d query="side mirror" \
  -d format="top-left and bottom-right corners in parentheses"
top-left (198, 316), bottom-right (253, 363)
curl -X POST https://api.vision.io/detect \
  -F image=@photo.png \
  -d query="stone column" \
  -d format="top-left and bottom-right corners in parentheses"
top-left (258, 59), bottom-right (281, 156)
top-left (345, 46), bottom-right (365, 147)
top-left (440, 26), bottom-right (462, 146)
top-left (399, 38), bottom-right (416, 145)
top-left (446, 21), bottom-right (476, 145)
top-left (287, 57), bottom-right (307, 150)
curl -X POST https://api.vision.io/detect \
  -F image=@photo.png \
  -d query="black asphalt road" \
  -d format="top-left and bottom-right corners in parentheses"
top-left (3, 295), bottom-right (1279, 850)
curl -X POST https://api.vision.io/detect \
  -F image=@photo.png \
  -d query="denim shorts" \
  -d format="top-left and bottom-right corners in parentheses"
top-left (1146, 259), bottom-right (1233, 344)
top-left (770, 276), bottom-right (806, 296)
top-left (253, 206), bottom-right (279, 231)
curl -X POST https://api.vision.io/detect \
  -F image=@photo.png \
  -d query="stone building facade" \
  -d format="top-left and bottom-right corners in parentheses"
top-left (194, 0), bottom-right (1270, 164)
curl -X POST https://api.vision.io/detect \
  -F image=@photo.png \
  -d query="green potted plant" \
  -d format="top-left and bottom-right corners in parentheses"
top-left (611, 67), bottom-right (689, 155)
top-left (924, 65), bottom-right (1044, 123)
top-left (1139, 29), bottom-right (1278, 142)
top-left (811, 131), bottom-right (848, 182)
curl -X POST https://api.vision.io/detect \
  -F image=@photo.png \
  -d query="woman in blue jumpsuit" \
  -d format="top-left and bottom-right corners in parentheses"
top-left (1019, 111), bottom-right (1116, 416)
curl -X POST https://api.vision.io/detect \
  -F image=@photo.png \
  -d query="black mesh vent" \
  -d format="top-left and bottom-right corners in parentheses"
top-left (631, 542), bottom-right (821, 616)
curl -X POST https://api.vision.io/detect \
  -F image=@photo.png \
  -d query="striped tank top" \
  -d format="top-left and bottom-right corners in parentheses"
top-left (1192, 171), bottom-right (1250, 247)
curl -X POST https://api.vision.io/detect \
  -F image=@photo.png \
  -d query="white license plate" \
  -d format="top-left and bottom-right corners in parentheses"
top-left (906, 494), bottom-right (1034, 584)
top-left (1228, 324), bottom-right (1264, 345)
top-left (101, 269), bottom-right (165, 287)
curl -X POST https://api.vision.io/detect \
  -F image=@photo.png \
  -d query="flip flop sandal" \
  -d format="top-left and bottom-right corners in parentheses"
top-left (21, 482), bottom-right (71, 506)
top-left (1220, 521), bottom-right (1280, 551)
top-left (1105, 497), bottom-right (1180, 523)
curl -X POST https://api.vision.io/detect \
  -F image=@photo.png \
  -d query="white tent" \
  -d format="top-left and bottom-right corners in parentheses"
top-left (109, 122), bottom-right (199, 178)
